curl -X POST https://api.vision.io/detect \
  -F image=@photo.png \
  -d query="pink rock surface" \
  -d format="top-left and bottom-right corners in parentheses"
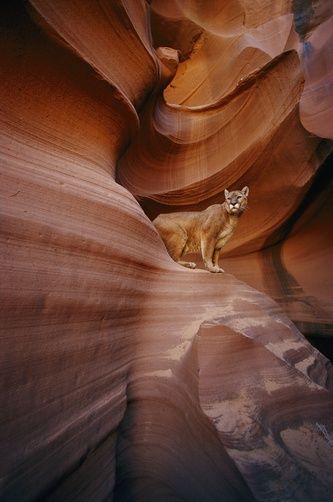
top-left (1, 1), bottom-right (333, 501)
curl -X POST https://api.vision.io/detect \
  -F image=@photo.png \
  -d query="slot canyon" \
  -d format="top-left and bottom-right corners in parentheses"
top-left (1, 0), bottom-right (333, 500)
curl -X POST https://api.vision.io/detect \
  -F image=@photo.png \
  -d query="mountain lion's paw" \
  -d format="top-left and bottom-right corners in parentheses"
top-left (208, 265), bottom-right (224, 273)
top-left (187, 262), bottom-right (197, 269)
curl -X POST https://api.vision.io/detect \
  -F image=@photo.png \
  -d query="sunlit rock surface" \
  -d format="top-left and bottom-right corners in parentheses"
top-left (1, 1), bottom-right (333, 501)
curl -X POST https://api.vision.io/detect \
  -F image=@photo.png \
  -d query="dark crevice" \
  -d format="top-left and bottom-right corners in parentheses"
top-left (261, 150), bottom-right (333, 360)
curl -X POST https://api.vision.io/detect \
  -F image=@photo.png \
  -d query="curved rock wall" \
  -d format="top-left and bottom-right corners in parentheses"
top-left (1, 1), bottom-right (332, 501)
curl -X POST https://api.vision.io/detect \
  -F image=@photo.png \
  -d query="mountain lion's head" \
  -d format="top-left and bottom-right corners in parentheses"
top-left (224, 186), bottom-right (249, 215)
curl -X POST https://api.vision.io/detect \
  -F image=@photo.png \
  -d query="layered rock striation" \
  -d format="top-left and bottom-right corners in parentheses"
top-left (1, 1), bottom-right (333, 501)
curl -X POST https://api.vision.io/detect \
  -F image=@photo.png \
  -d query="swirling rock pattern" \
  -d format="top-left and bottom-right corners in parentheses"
top-left (1, 1), bottom-right (332, 501)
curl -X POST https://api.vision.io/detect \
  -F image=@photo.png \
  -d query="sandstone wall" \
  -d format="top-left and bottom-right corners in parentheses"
top-left (1, 1), bottom-right (333, 500)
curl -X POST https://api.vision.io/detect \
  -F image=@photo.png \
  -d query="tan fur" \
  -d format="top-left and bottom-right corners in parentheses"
top-left (153, 187), bottom-right (249, 273)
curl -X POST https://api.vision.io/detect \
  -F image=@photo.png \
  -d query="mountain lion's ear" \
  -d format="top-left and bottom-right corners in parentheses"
top-left (242, 186), bottom-right (249, 197)
top-left (224, 189), bottom-right (229, 198)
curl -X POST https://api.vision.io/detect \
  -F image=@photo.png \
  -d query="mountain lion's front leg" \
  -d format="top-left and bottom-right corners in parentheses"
top-left (213, 248), bottom-right (224, 272)
top-left (201, 238), bottom-right (224, 273)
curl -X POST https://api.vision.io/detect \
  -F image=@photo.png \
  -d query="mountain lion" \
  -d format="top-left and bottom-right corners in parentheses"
top-left (153, 186), bottom-right (249, 273)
